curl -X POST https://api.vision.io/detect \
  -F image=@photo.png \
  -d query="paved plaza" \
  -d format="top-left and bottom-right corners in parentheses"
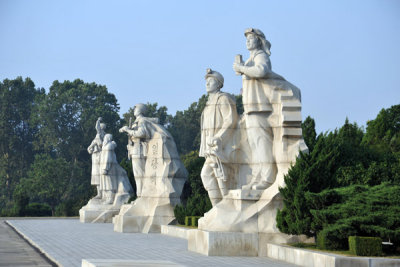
top-left (5, 219), bottom-right (296, 267)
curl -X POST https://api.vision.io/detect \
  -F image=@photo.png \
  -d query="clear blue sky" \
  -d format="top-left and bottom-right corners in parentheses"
top-left (1, 0), bottom-right (399, 133)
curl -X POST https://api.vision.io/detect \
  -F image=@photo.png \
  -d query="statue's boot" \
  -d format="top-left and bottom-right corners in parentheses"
top-left (252, 180), bottom-right (273, 190)
top-left (242, 173), bottom-right (259, 190)
top-left (252, 165), bottom-right (274, 190)
top-left (103, 191), bottom-right (114, 205)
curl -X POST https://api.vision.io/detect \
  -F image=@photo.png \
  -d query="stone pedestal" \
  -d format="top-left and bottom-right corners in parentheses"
top-left (188, 230), bottom-right (258, 256)
top-left (188, 229), bottom-right (311, 256)
top-left (189, 187), bottom-right (311, 256)
top-left (113, 196), bottom-right (179, 233)
top-left (197, 187), bottom-right (283, 233)
top-left (79, 194), bottom-right (130, 223)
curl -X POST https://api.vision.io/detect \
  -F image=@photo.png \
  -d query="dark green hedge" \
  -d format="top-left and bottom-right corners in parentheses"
top-left (317, 223), bottom-right (356, 250)
top-left (24, 203), bottom-right (52, 217)
top-left (348, 236), bottom-right (382, 256)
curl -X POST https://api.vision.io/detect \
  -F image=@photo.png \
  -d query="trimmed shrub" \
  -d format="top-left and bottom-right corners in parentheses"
top-left (184, 216), bottom-right (201, 227)
top-left (317, 223), bottom-right (356, 250)
top-left (24, 203), bottom-right (52, 217)
top-left (184, 216), bottom-right (190, 226)
top-left (349, 236), bottom-right (382, 256)
top-left (174, 205), bottom-right (186, 225)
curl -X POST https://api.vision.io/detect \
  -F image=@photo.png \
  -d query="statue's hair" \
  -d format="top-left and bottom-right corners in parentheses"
top-left (251, 34), bottom-right (271, 56)
top-left (104, 133), bottom-right (113, 143)
top-left (245, 28), bottom-right (271, 56)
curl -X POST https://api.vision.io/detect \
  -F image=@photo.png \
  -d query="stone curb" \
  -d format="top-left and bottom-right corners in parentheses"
top-left (265, 243), bottom-right (400, 267)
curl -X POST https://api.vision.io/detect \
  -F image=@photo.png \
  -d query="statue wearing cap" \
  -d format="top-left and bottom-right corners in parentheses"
top-left (233, 28), bottom-right (303, 190)
top-left (199, 69), bottom-right (238, 206)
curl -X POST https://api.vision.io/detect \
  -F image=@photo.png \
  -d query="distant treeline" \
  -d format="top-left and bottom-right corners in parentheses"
top-left (0, 77), bottom-right (238, 216)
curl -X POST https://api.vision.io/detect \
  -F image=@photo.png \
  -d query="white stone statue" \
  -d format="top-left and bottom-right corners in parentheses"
top-left (80, 124), bottom-right (133, 223)
top-left (99, 134), bottom-right (134, 204)
top-left (114, 104), bottom-right (188, 233)
top-left (189, 28), bottom-right (310, 256)
top-left (87, 117), bottom-right (106, 199)
top-left (232, 28), bottom-right (303, 190)
top-left (199, 69), bottom-right (238, 206)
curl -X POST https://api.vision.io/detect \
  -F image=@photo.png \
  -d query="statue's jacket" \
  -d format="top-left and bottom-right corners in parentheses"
top-left (100, 141), bottom-right (132, 193)
top-left (242, 49), bottom-right (301, 116)
top-left (199, 91), bottom-right (238, 163)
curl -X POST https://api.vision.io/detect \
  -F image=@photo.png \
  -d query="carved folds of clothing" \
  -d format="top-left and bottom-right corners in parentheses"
top-left (88, 134), bottom-right (103, 185)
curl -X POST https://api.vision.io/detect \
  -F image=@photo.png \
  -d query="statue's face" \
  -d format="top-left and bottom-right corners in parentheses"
top-left (134, 106), bottom-right (143, 117)
top-left (246, 33), bottom-right (259, 50)
top-left (206, 77), bottom-right (219, 94)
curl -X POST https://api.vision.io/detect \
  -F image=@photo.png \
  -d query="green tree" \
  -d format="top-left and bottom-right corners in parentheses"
top-left (362, 104), bottom-right (400, 154)
top-left (277, 119), bottom-right (370, 236)
top-left (278, 106), bottom-right (400, 243)
top-left (18, 154), bottom-right (83, 215)
top-left (0, 77), bottom-right (45, 211)
top-left (302, 116), bottom-right (317, 152)
top-left (308, 184), bottom-right (400, 249)
top-left (174, 151), bottom-right (211, 223)
top-left (168, 95), bottom-right (208, 154)
top-left (29, 79), bottom-right (122, 212)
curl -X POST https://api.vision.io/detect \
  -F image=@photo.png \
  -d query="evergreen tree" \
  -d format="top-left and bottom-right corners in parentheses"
top-left (301, 116), bottom-right (317, 152)
top-left (277, 106), bottom-right (400, 247)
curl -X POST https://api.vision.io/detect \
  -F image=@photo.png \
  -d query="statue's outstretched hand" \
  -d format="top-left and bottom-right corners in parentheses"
top-left (119, 126), bottom-right (129, 133)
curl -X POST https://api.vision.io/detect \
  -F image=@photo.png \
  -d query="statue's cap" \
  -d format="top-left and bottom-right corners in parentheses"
top-left (244, 28), bottom-right (271, 56)
top-left (205, 68), bottom-right (224, 87)
top-left (134, 103), bottom-right (146, 111)
top-left (245, 28), bottom-right (265, 38)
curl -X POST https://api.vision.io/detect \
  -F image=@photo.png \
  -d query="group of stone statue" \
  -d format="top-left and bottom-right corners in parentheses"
top-left (200, 28), bottom-right (305, 204)
top-left (87, 117), bottom-right (133, 205)
top-left (79, 27), bottom-right (308, 255)
top-left (80, 118), bottom-right (134, 223)
top-left (194, 28), bottom-right (308, 255)
top-left (80, 104), bottom-right (187, 231)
